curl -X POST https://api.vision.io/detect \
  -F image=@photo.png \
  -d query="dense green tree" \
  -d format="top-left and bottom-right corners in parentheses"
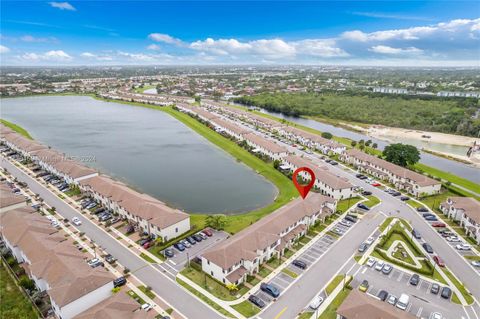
top-left (321, 132), bottom-right (333, 139)
top-left (205, 214), bottom-right (227, 230)
top-left (351, 141), bottom-right (357, 147)
top-left (273, 159), bottom-right (281, 169)
top-left (383, 143), bottom-right (420, 167)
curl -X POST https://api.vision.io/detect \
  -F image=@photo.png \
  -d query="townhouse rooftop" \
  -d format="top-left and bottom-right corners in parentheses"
top-left (443, 197), bottom-right (480, 224)
top-left (202, 194), bottom-right (335, 269)
top-left (0, 182), bottom-right (26, 209)
top-left (242, 132), bottom-right (288, 154)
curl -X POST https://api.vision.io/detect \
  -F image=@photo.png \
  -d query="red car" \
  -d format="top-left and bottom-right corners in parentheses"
top-left (143, 241), bottom-right (152, 249)
top-left (202, 229), bottom-right (213, 237)
top-left (433, 255), bottom-right (445, 267)
top-left (432, 222), bottom-right (446, 228)
top-left (371, 183), bottom-right (381, 187)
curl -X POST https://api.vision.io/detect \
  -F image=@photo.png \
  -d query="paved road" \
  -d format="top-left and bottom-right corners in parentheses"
top-left (1, 157), bottom-right (225, 319)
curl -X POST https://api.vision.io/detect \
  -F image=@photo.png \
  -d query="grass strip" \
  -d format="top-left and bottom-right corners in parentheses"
top-left (0, 119), bottom-right (33, 139)
top-left (231, 300), bottom-right (261, 318)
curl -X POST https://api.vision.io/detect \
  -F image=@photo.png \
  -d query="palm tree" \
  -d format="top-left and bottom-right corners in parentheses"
top-left (226, 283), bottom-right (238, 295)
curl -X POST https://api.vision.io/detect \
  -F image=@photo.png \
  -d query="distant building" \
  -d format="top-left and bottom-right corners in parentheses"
top-left (439, 197), bottom-right (480, 244)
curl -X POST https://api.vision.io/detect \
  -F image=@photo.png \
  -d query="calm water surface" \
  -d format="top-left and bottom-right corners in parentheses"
top-left (1, 96), bottom-right (277, 214)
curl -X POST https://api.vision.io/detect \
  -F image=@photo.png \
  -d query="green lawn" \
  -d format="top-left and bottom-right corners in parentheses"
top-left (0, 119), bottom-right (33, 139)
top-left (298, 311), bottom-right (314, 319)
top-left (282, 268), bottom-right (299, 279)
top-left (127, 290), bottom-right (146, 305)
top-left (180, 267), bottom-right (248, 301)
top-left (0, 264), bottom-right (38, 319)
top-left (442, 267), bottom-right (475, 305)
top-left (258, 266), bottom-right (272, 278)
top-left (414, 163), bottom-right (480, 195)
top-left (134, 85), bottom-right (155, 93)
top-left (325, 275), bottom-right (345, 295)
top-left (363, 195), bottom-right (381, 208)
top-left (336, 197), bottom-right (362, 213)
top-left (176, 278), bottom-right (234, 318)
top-left (232, 300), bottom-right (261, 318)
top-left (319, 287), bottom-right (353, 319)
top-left (138, 285), bottom-right (156, 299)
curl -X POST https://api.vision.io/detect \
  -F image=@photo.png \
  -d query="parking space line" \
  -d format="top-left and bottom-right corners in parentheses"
top-left (416, 307), bottom-right (423, 317)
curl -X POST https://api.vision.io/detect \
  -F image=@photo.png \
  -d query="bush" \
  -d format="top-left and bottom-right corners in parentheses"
top-left (19, 276), bottom-right (35, 290)
top-left (123, 268), bottom-right (130, 274)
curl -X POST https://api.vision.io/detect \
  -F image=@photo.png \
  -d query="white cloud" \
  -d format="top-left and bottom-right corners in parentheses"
top-left (147, 44), bottom-right (161, 51)
top-left (80, 52), bottom-right (95, 58)
top-left (48, 2), bottom-right (76, 11)
top-left (0, 45), bottom-right (10, 53)
top-left (341, 30), bottom-right (369, 42)
top-left (148, 33), bottom-right (183, 45)
top-left (294, 39), bottom-right (349, 57)
top-left (20, 50), bottom-right (72, 61)
top-left (20, 35), bottom-right (58, 43)
top-left (369, 45), bottom-right (423, 55)
top-left (81, 52), bottom-right (113, 61)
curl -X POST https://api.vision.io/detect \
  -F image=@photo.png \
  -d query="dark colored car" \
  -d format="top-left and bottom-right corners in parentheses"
top-left (248, 295), bottom-right (266, 308)
top-left (292, 259), bottom-right (307, 269)
top-left (186, 236), bottom-right (197, 245)
top-left (362, 191), bottom-right (372, 196)
top-left (355, 173), bottom-right (364, 178)
top-left (378, 290), bottom-right (388, 301)
top-left (400, 196), bottom-right (410, 201)
top-left (441, 287), bottom-right (452, 299)
top-left (345, 215), bottom-right (358, 223)
top-left (409, 274), bottom-right (420, 286)
top-left (192, 234), bottom-right (203, 242)
top-left (260, 283), bottom-right (280, 298)
top-left (431, 283), bottom-right (440, 295)
top-left (329, 161), bottom-right (338, 165)
top-left (412, 229), bottom-right (421, 239)
top-left (422, 243), bottom-right (434, 254)
top-left (202, 229), bottom-right (213, 237)
top-left (113, 277), bottom-right (127, 287)
top-left (424, 215), bottom-right (438, 221)
top-left (105, 254), bottom-right (116, 264)
top-left (392, 192), bottom-right (401, 197)
top-left (417, 207), bottom-right (429, 212)
top-left (174, 242), bottom-right (185, 251)
top-left (357, 203), bottom-right (370, 211)
top-left (164, 248), bottom-right (174, 258)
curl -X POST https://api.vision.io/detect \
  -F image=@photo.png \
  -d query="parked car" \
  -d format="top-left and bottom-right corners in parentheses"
top-left (71, 217), bottom-right (82, 226)
top-left (430, 312), bottom-right (443, 319)
top-left (431, 222), bottom-right (446, 228)
top-left (113, 277), bottom-right (127, 287)
top-left (400, 196), bottom-right (410, 201)
top-left (456, 243), bottom-right (472, 251)
top-left (361, 191), bottom-right (372, 196)
top-left (411, 229), bottom-right (421, 239)
top-left (374, 260), bottom-right (385, 271)
top-left (433, 255), bottom-right (445, 267)
top-left (441, 287), bottom-right (452, 299)
top-left (365, 237), bottom-right (375, 245)
top-left (366, 258), bottom-right (376, 268)
top-left (358, 243), bottom-right (368, 252)
top-left (371, 183), bottom-right (381, 187)
top-left (471, 260), bottom-right (480, 267)
top-left (292, 259), bottom-right (307, 269)
top-left (197, 232), bottom-right (208, 240)
top-left (382, 264), bottom-right (393, 275)
top-left (378, 290), bottom-right (388, 301)
top-left (181, 240), bottom-right (191, 248)
top-left (105, 254), bottom-right (116, 264)
top-left (192, 234), bottom-right (203, 242)
top-left (417, 207), bottom-right (429, 212)
top-left (409, 274), bottom-right (420, 286)
top-left (174, 243), bottom-right (185, 251)
top-left (100, 214), bottom-right (112, 222)
top-left (202, 229), bottom-right (213, 237)
top-left (164, 248), bottom-right (174, 258)
top-left (431, 283), bottom-right (440, 295)
top-left (260, 283), bottom-right (280, 298)
top-left (329, 161), bottom-right (338, 165)
top-left (424, 215), bottom-right (438, 221)
top-left (141, 303), bottom-right (152, 312)
top-left (387, 295), bottom-right (397, 305)
top-left (422, 243), bottom-right (434, 254)
top-left (186, 236), bottom-right (197, 245)
top-left (357, 203), bottom-right (370, 211)
top-left (309, 295), bottom-right (324, 310)
top-left (446, 236), bottom-right (461, 242)
top-left (359, 280), bottom-right (369, 292)
top-left (392, 192), bottom-right (401, 197)
top-left (340, 219), bottom-right (352, 227)
top-left (396, 294), bottom-right (409, 310)
top-left (345, 214), bottom-right (358, 223)
top-left (248, 295), bottom-right (266, 308)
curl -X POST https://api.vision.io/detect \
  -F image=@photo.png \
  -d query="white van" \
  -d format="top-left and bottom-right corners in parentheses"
top-left (396, 293), bottom-right (410, 311)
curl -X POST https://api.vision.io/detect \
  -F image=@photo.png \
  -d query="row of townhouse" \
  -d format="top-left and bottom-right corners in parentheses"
top-left (98, 91), bottom-right (174, 106)
top-left (341, 149), bottom-right (441, 197)
top-left (176, 104), bottom-right (289, 160)
top-left (0, 186), bottom-right (150, 319)
top-left (1, 125), bottom-right (99, 184)
top-left (201, 194), bottom-right (337, 285)
top-left (439, 197), bottom-right (480, 245)
top-left (201, 100), bottom-right (346, 155)
top-left (79, 175), bottom-right (190, 242)
top-left (1, 124), bottom-right (190, 241)
top-left (282, 155), bottom-right (355, 200)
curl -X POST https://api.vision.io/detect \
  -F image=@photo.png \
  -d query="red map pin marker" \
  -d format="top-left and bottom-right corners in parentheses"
top-left (292, 167), bottom-right (316, 199)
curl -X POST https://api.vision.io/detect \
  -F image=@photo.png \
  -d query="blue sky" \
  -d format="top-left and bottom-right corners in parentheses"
top-left (1, 1), bottom-right (479, 66)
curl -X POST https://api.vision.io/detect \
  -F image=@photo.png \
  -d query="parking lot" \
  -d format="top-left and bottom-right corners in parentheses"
top-left (251, 217), bottom-right (359, 307)
top-left (351, 260), bottom-right (464, 319)
top-left (160, 229), bottom-right (229, 274)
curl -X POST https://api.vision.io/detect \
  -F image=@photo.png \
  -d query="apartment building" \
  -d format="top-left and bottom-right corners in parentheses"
top-left (242, 132), bottom-right (288, 160)
top-left (282, 155), bottom-right (355, 200)
top-left (337, 290), bottom-right (415, 319)
top-left (341, 149), bottom-right (441, 197)
top-left (209, 117), bottom-right (251, 140)
top-left (79, 175), bottom-right (190, 241)
top-left (275, 126), bottom-right (346, 155)
top-left (0, 206), bottom-right (114, 319)
top-left (201, 194), bottom-right (336, 285)
top-left (440, 197), bottom-right (480, 244)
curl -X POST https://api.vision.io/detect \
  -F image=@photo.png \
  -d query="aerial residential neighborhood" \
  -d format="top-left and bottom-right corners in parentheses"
top-left (1, 1), bottom-right (480, 319)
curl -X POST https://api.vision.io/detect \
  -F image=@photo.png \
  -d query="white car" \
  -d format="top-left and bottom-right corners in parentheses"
top-left (374, 260), bottom-right (385, 271)
top-left (87, 258), bottom-right (99, 266)
top-left (339, 220), bottom-right (352, 227)
top-left (387, 295), bottom-right (397, 305)
top-left (446, 236), bottom-right (460, 242)
top-left (72, 217), bottom-right (82, 226)
top-left (181, 240), bottom-right (191, 248)
top-left (456, 243), bottom-right (472, 251)
top-left (366, 258), bottom-right (376, 268)
top-left (141, 303), bottom-right (152, 312)
top-left (365, 237), bottom-right (374, 245)
top-left (471, 261), bottom-right (480, 267)
top-left (430, 312), bottom-right (442, 319)
top-left (309, 296), bottom-right (324, 310)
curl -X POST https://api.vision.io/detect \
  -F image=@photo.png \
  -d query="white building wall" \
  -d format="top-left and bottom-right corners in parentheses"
top-left (158, 218), bottom-right (190, 242)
